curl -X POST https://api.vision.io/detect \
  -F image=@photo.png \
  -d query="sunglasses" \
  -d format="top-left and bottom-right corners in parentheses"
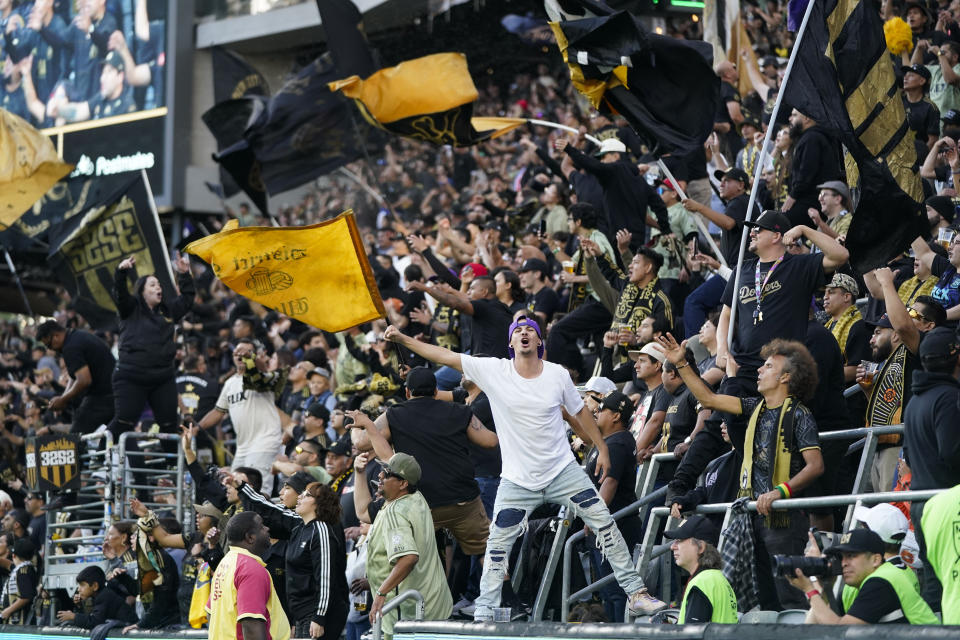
top-left (907, 307), bottom-right (931, 323)
top-left (383, 471), bottom-right (404, 481)
top-left (294, 446), bottom-right (315, 455)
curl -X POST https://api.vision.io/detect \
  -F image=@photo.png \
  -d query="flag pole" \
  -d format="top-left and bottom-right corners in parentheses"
top-left (725, 0), bottom-right (818, 348)
top-left (526, 118), bottom-right (601, 145)
top-left (2, 244), bottom-right (34, 317)
top-left (140, 169), bottom-right (177, 287)
top-left (656, 159), bottom-right (728, 268)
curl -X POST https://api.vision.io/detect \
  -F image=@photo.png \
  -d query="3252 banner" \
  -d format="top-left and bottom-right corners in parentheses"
top-left (47, 173), bottom-right (175, 329)
top-left (25, 434), bottom-right (81, 492)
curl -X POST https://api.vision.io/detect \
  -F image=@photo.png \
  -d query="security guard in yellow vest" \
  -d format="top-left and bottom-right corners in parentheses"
top-left (664, 515), bottom-right (738, 623)
top-left (788, 529), bottom-right (938, 624)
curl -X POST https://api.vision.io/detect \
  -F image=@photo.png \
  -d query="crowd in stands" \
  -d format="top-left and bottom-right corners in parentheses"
top-left (3, 0), bottom-right (960, 635)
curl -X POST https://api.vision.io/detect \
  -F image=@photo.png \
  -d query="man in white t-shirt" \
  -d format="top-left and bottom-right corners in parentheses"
top-left (383, 315), bottom-right (667, 620)
top-left (198, 338), bottom-right (283, 495)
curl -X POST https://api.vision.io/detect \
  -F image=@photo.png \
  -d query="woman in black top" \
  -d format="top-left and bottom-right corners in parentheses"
top-left (109, 254), bottom-right (194, 439)
top-left (239, 480), bottom-right (349, 640)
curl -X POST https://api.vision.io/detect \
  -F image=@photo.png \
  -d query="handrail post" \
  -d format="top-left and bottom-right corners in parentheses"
top-left (371, 589), bottom-right (424, 640)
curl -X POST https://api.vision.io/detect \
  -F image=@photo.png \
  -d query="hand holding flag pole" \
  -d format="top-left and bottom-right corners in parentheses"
top-left (656, 159), bottom-right (728, 269)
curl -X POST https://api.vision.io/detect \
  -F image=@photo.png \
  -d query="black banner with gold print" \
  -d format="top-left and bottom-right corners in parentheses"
top-left (25, 434), bottom-right (81, 492)
top-left (46, 174), bottom-right (175, 330)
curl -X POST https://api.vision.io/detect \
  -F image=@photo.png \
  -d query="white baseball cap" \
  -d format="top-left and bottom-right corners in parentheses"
top-left (628, 342), bottom-right (666, 364)
top-left (853, 503), bottom-right (908, 544)
top-left (900, 529), bottom-right (922, 569)
top-left (597, 138), bottom-right (627, 156)
top-left (576, 376), bottom-right (617, 397)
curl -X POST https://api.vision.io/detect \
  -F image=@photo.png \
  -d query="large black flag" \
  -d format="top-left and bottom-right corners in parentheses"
top-left (48, 173), bottom-right (176, 329)
top-left (211, 48), bottom-right (270, 201)
top-left (315, 0), bottom-right (377, 79)
top-left (546, 0), bottom-right (720, 156)
top-left (782, 0), bottom-right (926, 272)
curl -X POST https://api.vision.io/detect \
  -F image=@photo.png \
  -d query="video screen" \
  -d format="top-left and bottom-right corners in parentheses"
top-left (1, 0), bottom-right (168, 127)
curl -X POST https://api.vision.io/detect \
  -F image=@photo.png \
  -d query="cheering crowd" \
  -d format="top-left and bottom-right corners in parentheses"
top-left (3, 0), bottom-right (960, 636)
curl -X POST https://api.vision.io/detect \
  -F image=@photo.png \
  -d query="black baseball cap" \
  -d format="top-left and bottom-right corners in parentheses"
top-left (744, 210), bottom-right (791, 234)
top-left (901, 63), bottom-right (932, 83)
top-left (520, 258), bottom-right (550, 277)
top-left (328, 434), bottom-right (353, 457)
top-left (405, 366), bottom-right (437, 396)
top-left (663, 515), bottom-right (721, 547)
top-left (919, 326), bottom-right (960, 366)
top-left (713, 167), bottom-right (750, 186)
top-left (824, 528), bottom-right (884, 556)
top-left (104, 50), bottom-right (125, 72)
top-left (866, 313), bottom-right (893, 329)
top-left (306, 402), bottom-right (330, 421)
top-left (926, 195), bottom-right (957, 223)
top-left (283, 471), bottom-right (315, 494)
top-left (599, 390), bottom-right (634, 425)
top-left (944, 109), bottom-right (960, 126)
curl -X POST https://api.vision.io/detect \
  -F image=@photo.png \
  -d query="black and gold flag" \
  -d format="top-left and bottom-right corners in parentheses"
top-left (329, 53), bottom-right (524, 146)
top-left (47, 174), bottom-right (176, 329)
top-left (545, 0), bottom-right (720, 156)
top-left (783, 0), bottom-right (926, 272)
top-left (201, 98), bottom-right (269, 215)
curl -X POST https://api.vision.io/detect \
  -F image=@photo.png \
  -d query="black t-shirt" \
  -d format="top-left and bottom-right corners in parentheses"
top-left (839, 319), bottom-right (872, 367)
top-left (664, 384), bottom-right (700, 453)
top-left (526, 287), bottom-right (560, 325)
top-left (176, 373), bottom-right (220, 419)
top-left (739, 397), bottom-right (820, 497)
top-left (628, 385), bottom-right (670, 439)
top-left (386, 397), bottom-right (479, 506)
top-left (585, 430), bottom-right (641, 545)
top-left (468, 392), bottom-right (501, 478)
top-left (61, 329), bottom-right (116, 397)
top-left (719, 194), bottom-right (759, 267)
top-left (683, 147), bottom-right (709, 181)
top-left (469, 298), bottom-right (513, 359)
top-left (682, 585), bottom-right (714, 622)
top-left (721, 252), bottom-right (827, 373)
top-left (844, 569), bottom-right (907, 623)
top-left (902, 96), bottom-right (940, 148)
top-left (804, 320), bottom-right (849, 432)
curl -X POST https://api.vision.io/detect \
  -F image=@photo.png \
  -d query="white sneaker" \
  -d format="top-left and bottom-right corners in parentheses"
top-left (451, 597), bottom-right (473, 614)
top-left (627, 589), bottom-right (668, 616)
top-left (459, 602), bottom-right (477, 616)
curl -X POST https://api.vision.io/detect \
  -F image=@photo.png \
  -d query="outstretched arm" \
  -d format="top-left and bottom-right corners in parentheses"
top-left (782, 226), bottom-right (849, 272)
top-left (384, 325), bottom-right (462, 371)
top-left (656, 334), bottom-right (743, 414)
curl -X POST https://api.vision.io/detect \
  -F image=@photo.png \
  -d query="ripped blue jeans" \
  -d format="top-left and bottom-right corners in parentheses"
top-left (474, 461), bottom-right (645, 621)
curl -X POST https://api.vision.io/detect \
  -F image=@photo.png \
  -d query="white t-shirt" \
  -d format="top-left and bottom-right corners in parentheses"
top-left (215, 375), bottom-right (282, 457)
top-left (461, 355), bottom-right (583, 490)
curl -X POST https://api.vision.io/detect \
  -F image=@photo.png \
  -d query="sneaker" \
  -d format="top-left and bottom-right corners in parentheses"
top-left (627, 589), bottom-right (668, 616)
top-left (459, 602), bottom-right (476, 617)
top-left (451, 597), bottom-right (473, 615)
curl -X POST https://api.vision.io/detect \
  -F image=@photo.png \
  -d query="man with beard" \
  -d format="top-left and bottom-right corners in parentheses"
top-left (857, 266), bottom-right (945, 494)
top-left (781, 109), bottom-right (842, 228)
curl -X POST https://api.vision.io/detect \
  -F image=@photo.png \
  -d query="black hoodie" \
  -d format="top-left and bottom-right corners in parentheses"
top-left (902, 370), bottom-right (960, 490)
top-left (73, 584), bottom-right (138, 629)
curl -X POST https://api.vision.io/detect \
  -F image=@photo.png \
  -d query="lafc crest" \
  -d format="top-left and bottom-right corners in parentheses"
top-left (25, 434), bottom-right (81, 491)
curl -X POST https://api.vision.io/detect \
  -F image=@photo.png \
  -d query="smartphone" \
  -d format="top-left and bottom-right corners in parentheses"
top-left (539, 219), bottom-right (547, 236)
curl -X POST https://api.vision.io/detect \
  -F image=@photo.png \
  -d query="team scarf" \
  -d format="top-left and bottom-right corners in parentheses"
top-left (866, 343), bottom-right (909, 445)
top-left (825, 304), bottom-right (862, 357)
top-left (737, 397), bottom-right (795, 528)
top-left (331, 467), bottom-right (355, 494)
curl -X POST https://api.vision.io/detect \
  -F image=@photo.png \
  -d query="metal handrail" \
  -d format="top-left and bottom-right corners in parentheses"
top-left (372, 589), bottom-right (424, 640)
top-left (116, 431), bottom-right (188, 527)
top-left (559, 485), bottom-right (668, 622)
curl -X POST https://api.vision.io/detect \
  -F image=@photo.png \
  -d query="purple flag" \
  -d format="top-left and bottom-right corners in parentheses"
top-left (788, 0), bottom-right (809, 31)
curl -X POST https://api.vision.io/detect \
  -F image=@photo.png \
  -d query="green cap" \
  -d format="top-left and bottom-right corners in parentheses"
top-left (384, 452), bottom-right (421, 485)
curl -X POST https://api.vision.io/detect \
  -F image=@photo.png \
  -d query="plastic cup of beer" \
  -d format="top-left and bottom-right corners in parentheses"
top-left (562, 260), bottom-right (574, 274)
top-left (616, 322), bottom-right (632, 347)
top-left (862, 361), bottom-right (879, 384)
top-left (938, 228), bottom-right (955, 250)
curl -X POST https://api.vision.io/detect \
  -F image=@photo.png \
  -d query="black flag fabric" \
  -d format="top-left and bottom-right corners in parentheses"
top-left (315, 0), bottom-right (377, 79)
top-left (210, 48), bottom-right (270, 200)
top-left (47, 174), bottom-right (176, 329)
top-left (201, 98), bottom-right (270, 215)
top-left (545, 0), bottom-right (720, 156)
top-left (782, 0), bottom-right (926, 272)
top-left (246, 54), bottom-right (362, 195)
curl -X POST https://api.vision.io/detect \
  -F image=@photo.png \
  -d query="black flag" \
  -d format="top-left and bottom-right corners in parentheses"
top-left (782, 0), bottom-right (926, 272)
top-left (201, 98), bottom-right (269, 215)
top-left (315, 0), bottom-right (377, 79)
top-left (211, 48), bottom-right (270, 200)
top-left (47, 174), bottom-right (176, 329)
top-left (546, 0), bottom-right (720, 156)
top-left (246, 55), bottom-right (361, 194)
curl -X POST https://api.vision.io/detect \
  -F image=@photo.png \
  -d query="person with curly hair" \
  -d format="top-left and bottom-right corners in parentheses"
top-left (235, 479), bottom-right (348, 640)
top-left (658, 333), bottom-right (824, 611)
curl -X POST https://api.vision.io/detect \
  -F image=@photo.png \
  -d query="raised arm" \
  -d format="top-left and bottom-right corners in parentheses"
top-left (656, 334), bottom-right (743, 414)
top-left (873, 267), bottom-right (922, 353)
top-left (384, 325), bottom-right (462, 371)
top-left (782, 225), bottom-right (849, 272)
top-left (238, 482), bottom-right (300, 539)
top-left (113, 256), bottom-right (138, 317)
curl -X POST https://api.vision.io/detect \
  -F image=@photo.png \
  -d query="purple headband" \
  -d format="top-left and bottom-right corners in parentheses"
top-left (507, 316), bottom-right (544, 359)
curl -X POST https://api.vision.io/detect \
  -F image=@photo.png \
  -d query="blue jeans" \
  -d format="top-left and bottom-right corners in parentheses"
top-left (588, 544), bottom-right (626, 622)
top-left (434, 365), bottom-right (462, 391)
top-left (476, 476), bottom-right (500, 519)
top-left (474, 462), bottom-right (645, 621)
top-left (346, 618), bottom-right (370, 640)
top-left (682, 274), bottom-right (727, 339)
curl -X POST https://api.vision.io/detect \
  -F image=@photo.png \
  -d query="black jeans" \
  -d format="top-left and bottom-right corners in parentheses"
top-left (109, 367), bottom-right (179, 438)
top-left (545, 298), bottom-right (612, 377)
top-left (71, 393), bottom-right (115, 434)
top-left (753, 510), bottom-right (809, 610)
top-left (293, 603), bottom-right (348, 640)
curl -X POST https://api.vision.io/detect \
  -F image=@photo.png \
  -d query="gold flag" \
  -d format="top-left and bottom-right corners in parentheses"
top-left (0, 108), bottom-right (73, 227)
top-left (184, 211), bottom-right (385, 332)
top-left (470, 117), bottom-right (527, 140)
